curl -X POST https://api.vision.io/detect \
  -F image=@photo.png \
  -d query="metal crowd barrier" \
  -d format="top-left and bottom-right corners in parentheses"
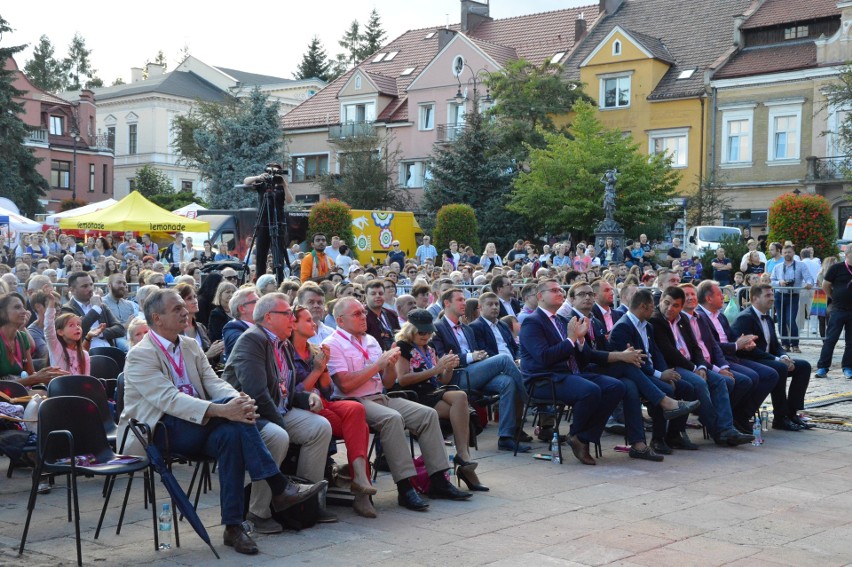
top-left (731, 285), bottom-right (825, 343)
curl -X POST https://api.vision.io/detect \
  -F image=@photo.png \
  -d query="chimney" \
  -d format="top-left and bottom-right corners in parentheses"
top-left (461, 0), bottom-right (491, 33)
top-left (146, 63), bottom-right (165, 77)
top-left (438, 29), bottom-right (457, 51)
top-left (575, 13), bottom-right (588, 43)
top-left (131, 67), bottom-right (144, 83)
top-left (732, 13), bottom-right (747, 47)
top-left (599, 0), bottom-right (625, 15)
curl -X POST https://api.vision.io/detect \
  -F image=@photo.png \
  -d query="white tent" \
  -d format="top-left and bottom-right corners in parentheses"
top-left (171, 202), bottom-right (207, 219)
top-left (44, 198), bottom-right (117, 227)
top-left (0, 206), bottom-right (42, 232)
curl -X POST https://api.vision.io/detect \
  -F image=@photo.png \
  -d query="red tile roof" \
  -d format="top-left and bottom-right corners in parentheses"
top-left (712, 41), bottom-right (817, 79)
top-left (283, 3), bottom-right (599, 130)
top-left (741, 0), bottom-right (839, 30)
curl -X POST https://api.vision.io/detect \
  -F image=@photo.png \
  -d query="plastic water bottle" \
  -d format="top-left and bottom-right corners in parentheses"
top-left (760, 405), bottom-right (769, 432)
top-left (447, 454), bottom-right (455, 477)
top-left (158, 503), bottom-right (172, 550)
top-left (551, 432), bottom-right (561, 464)
top-left (752, 415), bottom-right (763, 446)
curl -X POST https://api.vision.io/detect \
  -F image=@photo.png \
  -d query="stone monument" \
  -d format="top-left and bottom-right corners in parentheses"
top-left (594, 168), bottom-right (625, 255)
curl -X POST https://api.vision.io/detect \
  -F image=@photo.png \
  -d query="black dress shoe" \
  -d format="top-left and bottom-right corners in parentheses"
top-left (663, 400), bottom-right (700, 420)
top-left (428, 480), bottom-right (473, 501)
top-left (666, 431), bottom-right (699, 451)
top-left (398, 487), bottom-right (429, 511)
top-left (650, 438), bottom-right (673, 455)
top-left (515, 428), bottom-right (534, 442)
top-left (772, 417), bottom-right (803, 431)
top-left (733, 419), bottom-right (752, 435)
top-left (537, 428), bottom-right (568, 443)
top-left (715, 429), bottom-right (754, 446)
top-left (498, 437), bottom-right (530, 453)
top-left (790, 416), bottom-right (815, 429)
top-left (224, 525), bottom-right (258, 555)
top-left (629, 445), bottom-right (664, 462)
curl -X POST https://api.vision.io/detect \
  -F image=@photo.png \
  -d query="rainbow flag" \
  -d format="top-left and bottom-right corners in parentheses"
top-left (811, 289), bottom-right (827, 317)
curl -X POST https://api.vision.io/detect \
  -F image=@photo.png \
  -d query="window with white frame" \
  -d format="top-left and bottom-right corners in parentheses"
top-left (49, 115), bottom-right (64, 135)
top-left (600, 74), bottom-right (631, 109)
top-left (612, 40), bottom-right (622, 56)
top-left (419, 104), bottom-right (435, 130)
top-left (648, 129), bottom-right (688, 168)
top-left (400, 161), bottom-right (426, 188)
top-left (720, 107), bottom-right (754, 165)
top-left (342, 102), bottom-right (375, 123)
top-left (291, 154), bottom-right (329, 182)
top-left (766, 102), bottom-right (802, 162)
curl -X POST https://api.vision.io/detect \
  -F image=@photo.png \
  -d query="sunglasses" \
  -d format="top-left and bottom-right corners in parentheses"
top-left (224, 276), bottom-right (238, 282)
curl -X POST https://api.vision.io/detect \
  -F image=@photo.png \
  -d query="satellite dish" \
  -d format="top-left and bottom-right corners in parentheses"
top-left (0, 198), bottom-right (20, 214)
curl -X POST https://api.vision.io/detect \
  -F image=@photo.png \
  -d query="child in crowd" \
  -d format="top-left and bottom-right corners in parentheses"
top-left (733, 272), bottom-right (745, 289)
top-left (44, 292), bottom-right (104, 375)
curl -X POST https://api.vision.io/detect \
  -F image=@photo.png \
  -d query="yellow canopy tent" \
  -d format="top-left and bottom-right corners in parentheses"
top-left (59, 191), bottom-right (210, 233)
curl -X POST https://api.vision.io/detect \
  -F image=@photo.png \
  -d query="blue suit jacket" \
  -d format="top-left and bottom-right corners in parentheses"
top-left (697, 306), bottom-right (740, 358)
top-left (609, 313), bottom-right (668, 377)
top-left (688, 311), bottom-right (729, 369)
top-left (470, 316), bottom-right (518, 359)
top-left (591, 304), bottom-right (623, 332)
top-left (731, 306), bottom-right (784, 361)
top-left (518, 308), bottom-right (583, 381)
top-left (568, 308), bottom-right (609, 366)
top-left (432, 316), bottom-right (481, 367)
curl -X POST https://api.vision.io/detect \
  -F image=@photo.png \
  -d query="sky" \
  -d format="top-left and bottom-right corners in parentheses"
top-left (2, 0), bottom-right (592, 84)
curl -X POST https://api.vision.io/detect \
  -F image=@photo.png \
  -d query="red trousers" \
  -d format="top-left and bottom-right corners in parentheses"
top-left (320, 399), bottom-right (370, 479)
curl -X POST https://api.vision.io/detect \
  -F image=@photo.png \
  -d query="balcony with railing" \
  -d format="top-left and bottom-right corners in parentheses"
top-left (806, 155), bottom-right (852, 182)
top-left (24, 128), bottom-right (49, 145)
top-left (435, 123), bottom-right (465, 144)
top-left (328, 121), bottom-right (374, 140)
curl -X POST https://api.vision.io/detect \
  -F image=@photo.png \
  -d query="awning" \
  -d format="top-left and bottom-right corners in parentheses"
top-left (58, 191), bottom-right (209, 232)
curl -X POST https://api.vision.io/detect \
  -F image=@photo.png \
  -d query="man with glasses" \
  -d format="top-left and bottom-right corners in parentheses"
top-left (325, 296), bottom-right (471, 511)
top-left (224, 293), bottom-right (335, 529)
top-left (222, 288), bottom-right (259, 362)
top-left (146, 272), bottom-right (167, 288)
top-left (386, 240), bottom-right (406, 271)
top-left (300, 233), bottom-right (335, 283)
top-left (492, 275), bottom-right (521, 318)
top-left (220, 267), bottom-right (240, 284)
top-left (415, 235), bottom-right (437, 266)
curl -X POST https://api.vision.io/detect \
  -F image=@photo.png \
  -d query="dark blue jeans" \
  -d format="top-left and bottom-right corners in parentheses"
top-left (159, 399), bottom-right (281, 526)
top-left (775, 291), bottom-right (800, 347)
top-left (817, 309), bottom-right (852, 370)
top-left (676, 368), bottom-right (733, 438)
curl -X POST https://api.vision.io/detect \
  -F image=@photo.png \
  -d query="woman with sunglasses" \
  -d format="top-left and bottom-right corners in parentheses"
top-left (289, 306), bottom-right (378, 517)
top-left (174, 283), bottom-right (225, 363)
top-left (208, 281), bottom-right (238, 342)
top-left (393, 309), bottom-right (488, 491)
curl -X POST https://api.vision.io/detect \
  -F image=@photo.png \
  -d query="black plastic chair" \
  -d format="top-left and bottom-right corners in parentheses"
top-left (88, 346), bottom-right (126, 372)
top-left (367, 390), bottom-right (417, 482)
top-left (516, 373), bottom-right (570, 462)
top-left (47, 375), bottom-right (117, 448)
top-left (88, 355), bottom-right (122, 399)
top-left (18, 396), bottom-right (156, 567)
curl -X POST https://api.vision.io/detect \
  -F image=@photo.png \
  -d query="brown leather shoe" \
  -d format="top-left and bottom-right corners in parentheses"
top-left (353, 493), bottom-right (377, 518)
top-left (568, 435), bottom-right (596, 465)
top-left (224, 525), bottom-right (258, 555)
top-left (271, 479), bottom-right (327, 512)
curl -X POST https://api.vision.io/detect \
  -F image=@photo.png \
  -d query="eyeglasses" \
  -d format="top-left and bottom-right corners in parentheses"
top-left (416, 330), bottom-right (433, 336)
top-left (268, 310), bottom-right (293, 318)
top-left (543, 287), bottom-right (564, 295)
top-left (573, 291), bottom-right (595, 298)
top-left (242, 299), bottom-right (258, 307)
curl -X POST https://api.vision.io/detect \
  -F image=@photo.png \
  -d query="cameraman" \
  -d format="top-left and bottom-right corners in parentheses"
top-left (244, 163), bottom-right (294, 281)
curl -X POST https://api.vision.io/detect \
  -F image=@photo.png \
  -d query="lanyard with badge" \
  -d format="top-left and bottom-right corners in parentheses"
top-left (152, 337), bottom-right (197, 397)
top-left (271, 339), bottom-right (293, 407)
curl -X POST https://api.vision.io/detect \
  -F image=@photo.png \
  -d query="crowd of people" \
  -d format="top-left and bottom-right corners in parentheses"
top-left (2, 226), bottom-right (850, 556)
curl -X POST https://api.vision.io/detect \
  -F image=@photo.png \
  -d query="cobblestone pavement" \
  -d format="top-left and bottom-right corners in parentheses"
top-left (1, 339), bottom-right (850, 567)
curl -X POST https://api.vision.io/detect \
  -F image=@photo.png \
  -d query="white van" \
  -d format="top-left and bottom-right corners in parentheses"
top-left (684, 225), bottom-right (742, 258)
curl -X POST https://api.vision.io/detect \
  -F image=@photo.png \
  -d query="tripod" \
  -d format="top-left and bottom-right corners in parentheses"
top-left (244, 182), bottom-right (291, 283)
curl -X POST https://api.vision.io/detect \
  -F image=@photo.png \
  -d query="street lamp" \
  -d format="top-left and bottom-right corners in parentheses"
top-left (70, 125), bottom-right (80, 201)
top-left (454, 63), bottom-right (493, 113)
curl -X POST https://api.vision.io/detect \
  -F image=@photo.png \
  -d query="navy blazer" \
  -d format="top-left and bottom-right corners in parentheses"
top-left (731, 306), bottom-right (784, 361)
top-left (518, 308), bottom-right (583, 381)
top-left (365, 307), bottom-right (400, 351)
top-left (432, 316), bottom-right (481, 367)
top-left (650, 310), bottom-right (707, 371)
top-left (609, 313), bottom-right (668, 377)
top-left (591, 304), bottom-right (622, 332)
top-left (569, 308), bottom-right (609, 366)
top-left (697, 306), bottom-right (740, 358)
top-left (498, 297), bottom-right (522, 319)
top-left (470, 316), bottom-right (518, 359)
top-left (686, 311), bottom-right (729, 369)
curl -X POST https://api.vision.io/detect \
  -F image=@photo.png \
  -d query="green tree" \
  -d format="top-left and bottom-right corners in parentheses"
top-left (63, 32), bottom-right (102, 90)
top-left (23, 35), bottom-right (65, 92)
top-left (317, 132), bottom-right (411, 210)
top-left (150, 190), bottom-right (205, 212)
top-left (424, 107), bottom-right (527, 251)
top-left (172, 88), bottom-right (283, 209)
top-left (308, 199), bottom-right (354, 247)
top-left (294, 36), bottom-right (332, 82)
top-left (133, 164), bottom-right (173, 198)
top-left (0, 16), bottom-right (48, 216)
top-left (356, 9), bottom-right (386, 61)
top-left (687, 174), bottom-right (734, 227)
top-left (509, 101), bottom-right (680, 239)
top-left (487, 58), bottom-right (591, 157)
top-left (336, 20), bottom-right (363, 69)
top-left (59, 198), bottom-right (88, 212)
top-left (768, 193), bottom-right (837, 260)
top-left (433, 204), bottom-right (480, 253)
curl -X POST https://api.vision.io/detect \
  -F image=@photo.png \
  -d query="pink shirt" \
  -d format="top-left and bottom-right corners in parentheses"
top-left (45, 306), bottom-right (90, 375)
top-left (324, 327), bottom-right (385, 399)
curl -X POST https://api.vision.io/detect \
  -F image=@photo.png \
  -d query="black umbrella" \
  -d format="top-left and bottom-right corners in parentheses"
top-left (128, 419), bottom-right (221, 559)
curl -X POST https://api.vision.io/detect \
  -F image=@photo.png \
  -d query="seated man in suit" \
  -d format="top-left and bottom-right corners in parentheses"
top-left (731, 284), bottom-right (812, 431)
top-left (61, 271), bottom-right (126, 350)
top-left (364, 279), bottom-right (401, 351)
top-left (432, 288), bottom-right (531, 452)
top-left (121, 289), bottom-right (324, 555)
top-left (470, 292), bottom-right (518, 361)
top-left (650, 286), bottom-right (754, 447)
top-left (221, 288), bottom-right (259, 363)
top-left (591, 279), bottom-right (622, 334)
top-left (569, 282), bottom-right (698, 461)
top-left (325, 297), bottom-right (471, 511)
top-left (222, 293), bottom-right (336, 531)
top-left (519, 279), bottom-right (626, 465)
top-left (492, 275), bottom-right (521, 318)
top-left (695, 280), bottom-right (778, 431)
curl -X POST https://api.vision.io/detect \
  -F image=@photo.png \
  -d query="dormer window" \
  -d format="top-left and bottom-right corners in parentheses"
top-left (784, 25), bottom-right (808, 40)
top-left (613, 40), bottom-right (622, 56)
